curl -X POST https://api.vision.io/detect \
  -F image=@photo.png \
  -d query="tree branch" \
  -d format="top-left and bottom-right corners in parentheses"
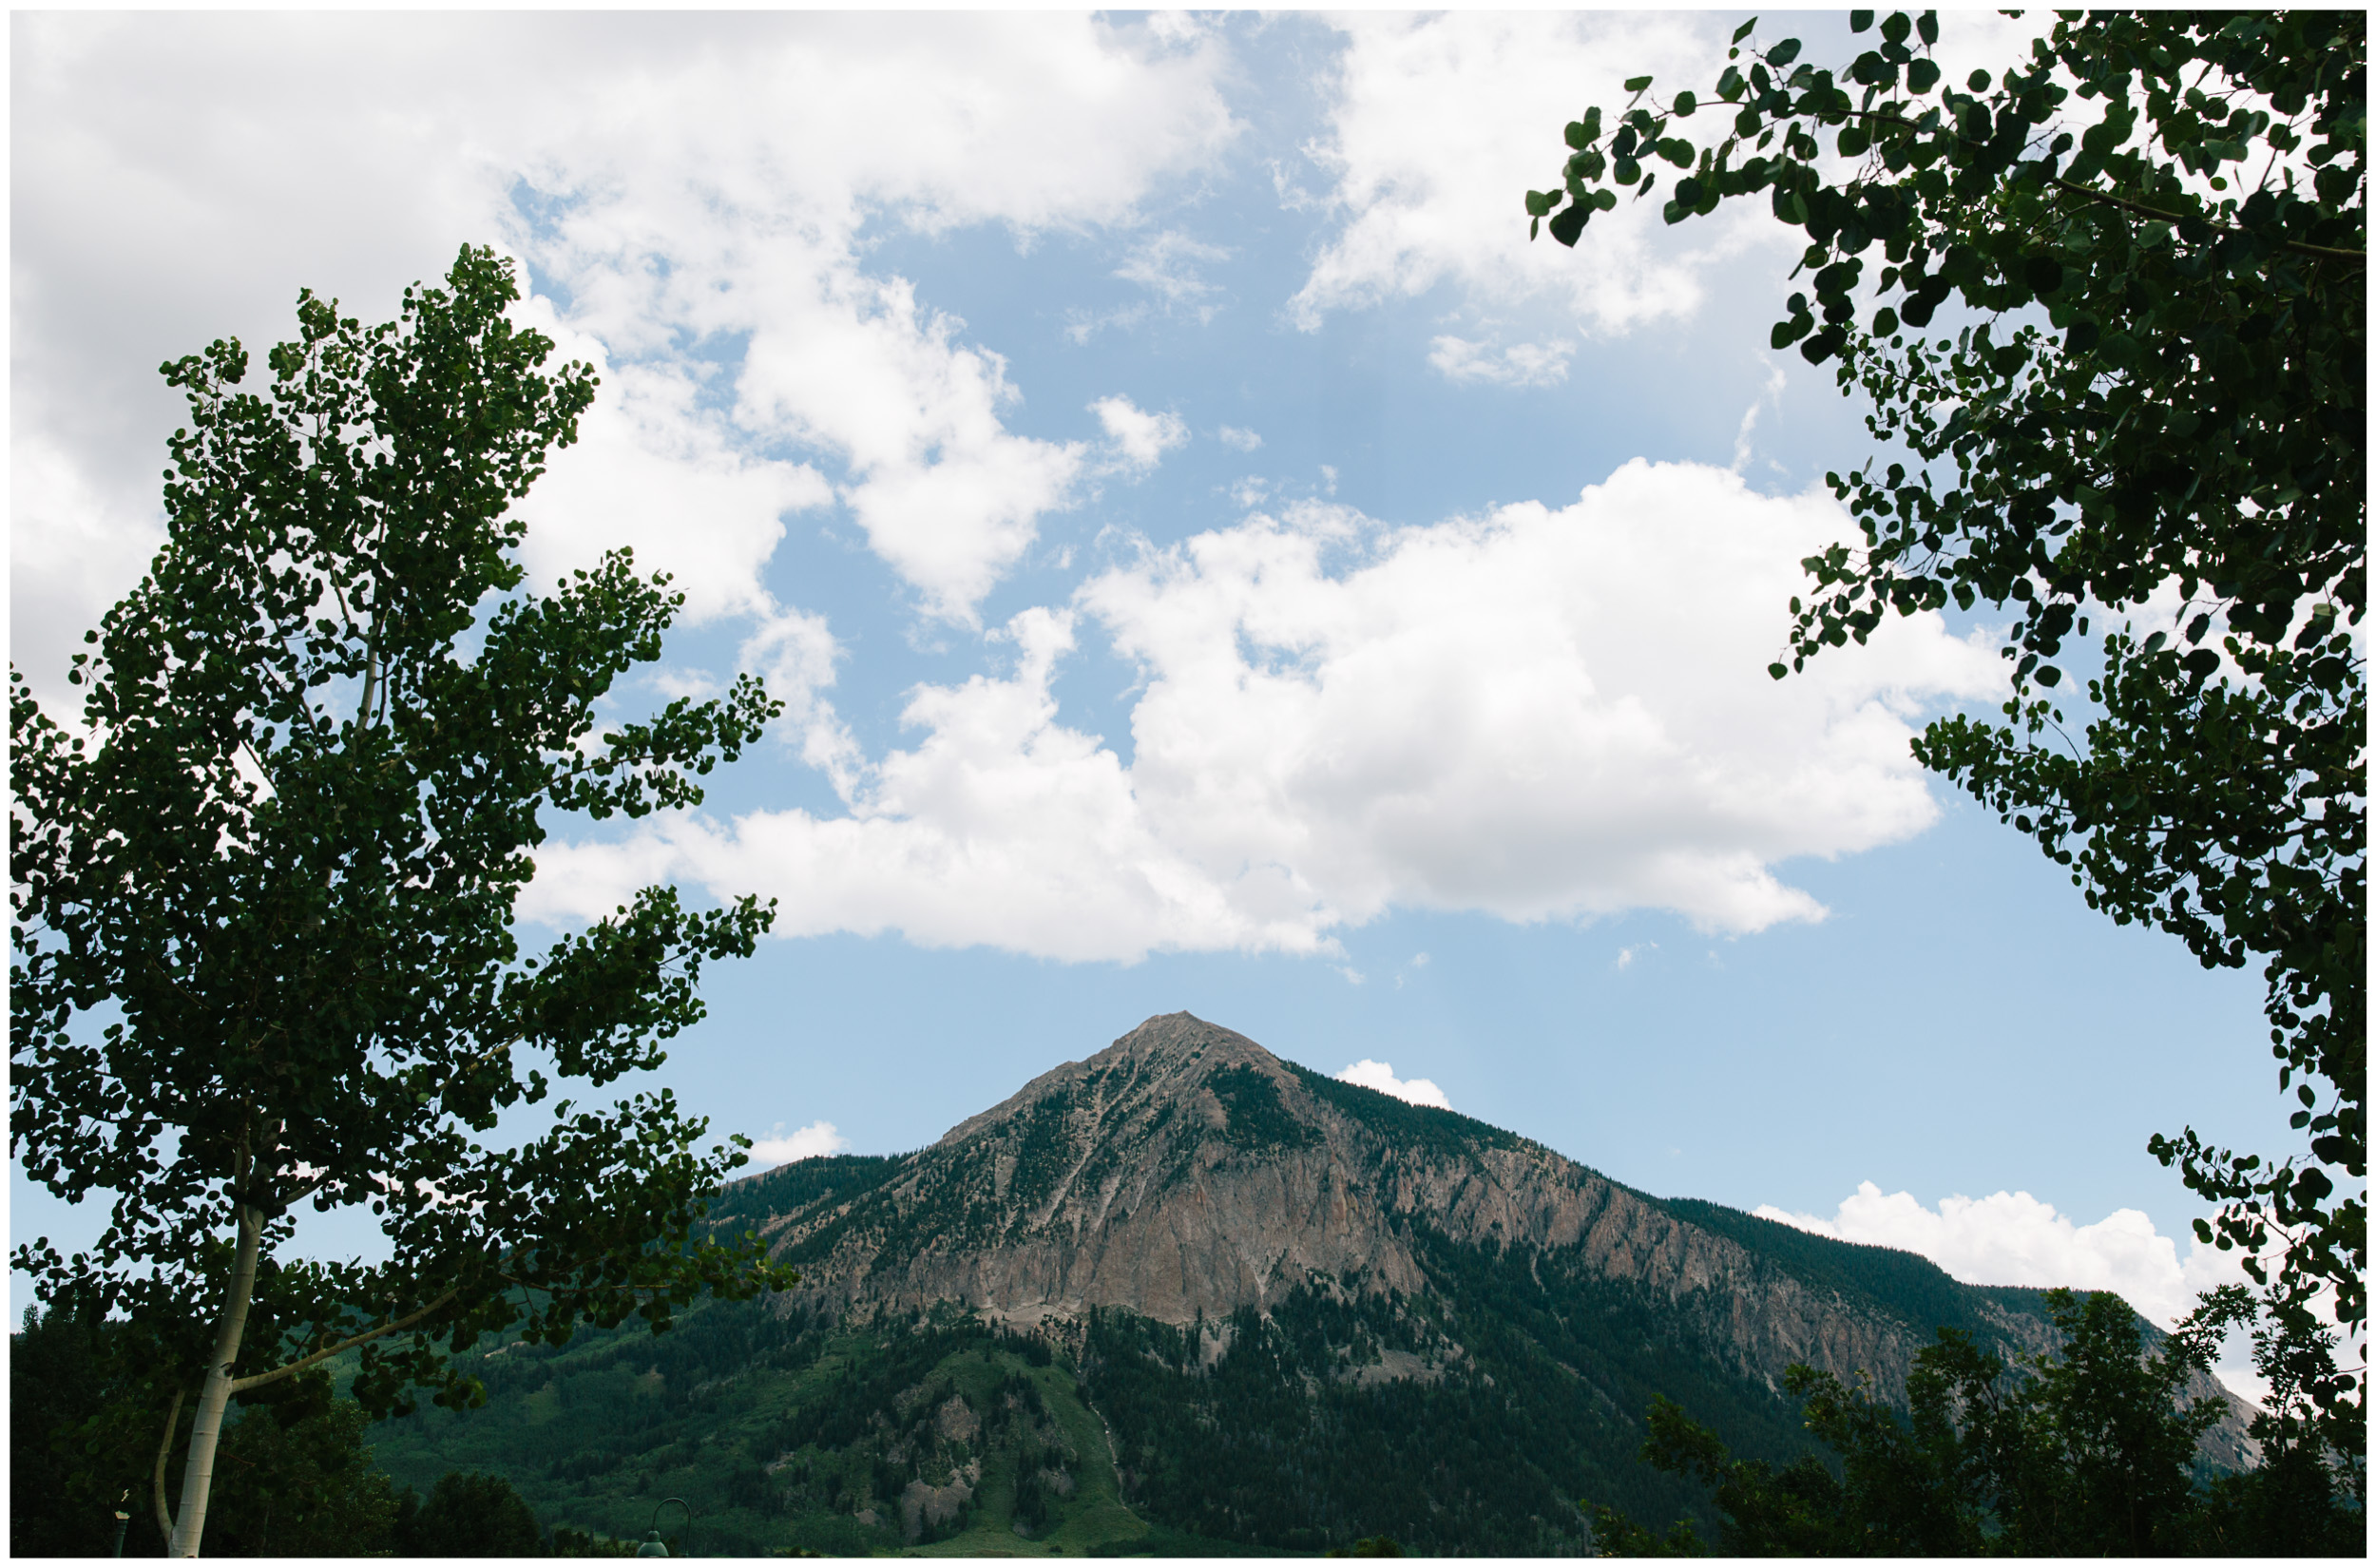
top-left (2042, 175), bottom-right (2366, 264)
top-left (226, 1287), bottom-right (461, 1394)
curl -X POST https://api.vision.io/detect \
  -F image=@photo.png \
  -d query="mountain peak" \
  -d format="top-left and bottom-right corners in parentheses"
top-left (930, 1012), bottom-right (1294, 1153)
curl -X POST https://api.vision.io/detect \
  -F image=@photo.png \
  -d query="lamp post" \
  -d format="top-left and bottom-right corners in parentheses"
top-left (637, 1497), bottom-right (693, 1558)
top-left (110, 1490), bottom-right (131, 1558)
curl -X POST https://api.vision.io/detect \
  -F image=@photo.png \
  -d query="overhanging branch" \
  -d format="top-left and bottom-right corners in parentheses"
top-left (226, 1288), bottom-right (460, 1394)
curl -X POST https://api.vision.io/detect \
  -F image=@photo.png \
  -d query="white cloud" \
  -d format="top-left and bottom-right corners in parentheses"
top-left (1115, 228), bottom-right (1232, 318)
top-left (10, 11), bottom-right (1242, 665)
top-left (719, 266), bottom-right (1088, 623)
top-left (1215, 425), bottom-right (1263, 452)
top-left (748, 1119), bottom-right (851, 1167)
top-left (736, 605), bottom-right (866, 794)
top-left (1291, 13), bottom-right (1780, 339)
top-left (1338, 1059), bottom-right (1452, 1110)
top-left (1756, 1182), bottom-right (2260, 1395)
top-left (527, 459), bottom-right (2002, 958)
top-left (507, 304), bottom-right (834, 624)
top-left (1615, 942), bottom-right (1657, 971)
top-left (1080, 462), bottom-right (1999, 936)
top-left (1092, 395), bottom-right (1192, 473)
top-left (8, 430), bottom-right (168, 707)
top-left (524, 605), bottom-right (1334, 962)
top-left (1428, 334), bottom-right (1574, 388)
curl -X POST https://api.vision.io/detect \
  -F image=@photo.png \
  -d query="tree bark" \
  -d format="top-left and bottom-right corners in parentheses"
top-left (151, 1385), bottom-right (186, 1545)
top-left (166, 1201), bottom-right (262, 1558)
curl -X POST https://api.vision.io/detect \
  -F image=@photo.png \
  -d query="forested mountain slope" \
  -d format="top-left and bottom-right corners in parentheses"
top-left (373, 1013), bottom-right (2250, 1555)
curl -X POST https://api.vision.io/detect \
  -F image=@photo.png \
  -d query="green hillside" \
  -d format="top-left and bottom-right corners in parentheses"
top-left (365, 1299), bottom-right (1222, 1557)
top-left (367, 1194), bottom-right (2060, 1556)
top-left (362, 1050), bottom-right (2097, 1555)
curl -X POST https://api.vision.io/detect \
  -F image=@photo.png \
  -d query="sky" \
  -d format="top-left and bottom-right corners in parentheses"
top-left (10, 11), bottom-right (2290, 1387)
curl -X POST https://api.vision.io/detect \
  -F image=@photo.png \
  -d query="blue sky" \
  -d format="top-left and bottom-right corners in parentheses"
top-left (11, 12), bottom-right (2283, 1369)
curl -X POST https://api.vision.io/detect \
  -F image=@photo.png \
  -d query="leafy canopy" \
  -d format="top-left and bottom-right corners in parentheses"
top-left (1532, 7), bottom-right (2364, 1432)
top-left (1588, 1287), bottom-right (2361, 1556)
top-left (10, 247), bottom-right (795, 1465)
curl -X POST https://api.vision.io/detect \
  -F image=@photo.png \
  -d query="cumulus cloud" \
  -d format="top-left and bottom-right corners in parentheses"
top-left (1291, 13), bottom-right (1779, 339)
top-left (1081, 461), bottom-right (1999, 935)
top-left (1756, 1183), bottom-right (2259, 1395)
top-left (1338, 1060), bottom-right (1452, 1110)
top-left (507, 305), bottom-right (835, 624)
top-left (748, 1119), bottom-right (852, 1167)
top-left (1215, 425), bottom-right (1263, 451)
top-left (527, 459), bottom-right (2002, 957)
top-left (523, 605), bottom-right (1332, 961)
top-left (10, 11), bottom-right (1241, 667)
top-left (1092, 395), bottom-right (1191, 473)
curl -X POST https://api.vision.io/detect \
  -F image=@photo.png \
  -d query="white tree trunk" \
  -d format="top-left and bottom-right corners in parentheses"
top-left (166, 1202), bottom-right (262, 1558)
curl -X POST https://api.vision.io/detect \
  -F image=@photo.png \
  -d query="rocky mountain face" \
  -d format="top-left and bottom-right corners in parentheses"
top-left (739, 1015), bottom-right (2115, 1400)
top-left (699, 1012), bottom-right (2252, 1551)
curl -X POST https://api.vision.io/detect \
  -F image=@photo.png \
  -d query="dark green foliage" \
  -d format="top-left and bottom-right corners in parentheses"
top-left (707, 1154), bottom-right (899, 1230)
top-left (393, 1470), bottom-right (541, 1557)
top-left (363, 1297), bottom-right (1133, 1556)
top-left (1079, 1217), bottom-right (1934, 1557)
top-left (1086, 1525), bottom-right (1299, 1557)
top-left (546, 1521), bottom-right (640, 1557)
top-left (1657, 1197), bottom-right (2049, 1345)
top-left (2190, 1443), bottom-right (2366, 1557)
top-left (203, 1398), bottom-right (404, 1557)
top-left (1286, 1063), bottom-right (1522, 1159)
top-left (1007, 1088), bottom-right (1088, 1208)
top-left (9, 245), bottom-right (795, 1552)
top-left (1210, 1065), bottom-right (1319, 1150)
top-left (11, 1301), bottom-right (168, 1557)
top-left (1532, 10), bottom-right (2365, 1430)
top-left (1590, 1288), bottom-right (2363, 1557)
top-left (13, 1299), bottom-right (416, 1559)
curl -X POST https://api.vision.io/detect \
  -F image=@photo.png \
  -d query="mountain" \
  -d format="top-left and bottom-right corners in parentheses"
top-left (368, 1012), bottom-right (2251, 1556)
top-left (742, 1013), bottom-right (2055, 1388)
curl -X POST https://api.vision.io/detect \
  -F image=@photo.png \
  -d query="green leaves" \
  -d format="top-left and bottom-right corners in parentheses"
top-left (1528, 7), bottom-right (2368, 1442)
top-left (1598, 1284), bottom-right (2357, 1557)
top-left (8, 247), bottom-right (794, 1499)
